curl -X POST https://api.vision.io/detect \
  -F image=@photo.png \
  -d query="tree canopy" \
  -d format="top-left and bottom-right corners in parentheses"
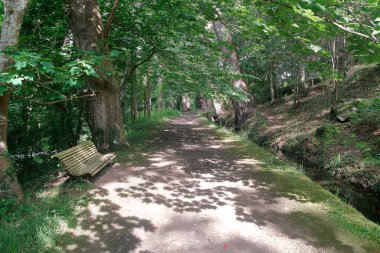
top-left (1, 0), bottom-right (380, 197)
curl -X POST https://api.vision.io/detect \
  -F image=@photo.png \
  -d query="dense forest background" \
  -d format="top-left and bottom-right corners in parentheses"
top-left (0, 0), bottom-right (379, 221)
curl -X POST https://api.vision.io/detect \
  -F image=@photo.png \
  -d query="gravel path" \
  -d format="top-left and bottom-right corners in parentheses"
top-left (63, 113), bottom-right (361, 253)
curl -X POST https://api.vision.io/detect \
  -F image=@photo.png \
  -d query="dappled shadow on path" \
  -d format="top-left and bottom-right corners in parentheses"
top-left (60, 113), bottom-right (357, 253)
top-left (58, 187), bottom-right (156, 253)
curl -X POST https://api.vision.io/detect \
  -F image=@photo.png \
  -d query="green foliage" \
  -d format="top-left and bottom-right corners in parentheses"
top-left (247, 116), bottom-right (271, 147)
top-left (0, 182), bottom-right (90, 253)
top-left (316, 124), bottom-right (339, 145)
top-left (350, 97), bottom-right (380, 128)
top-left (1, 49), bottom-right (101, 94)
top-left (283, 134), bottom-right (325, 169)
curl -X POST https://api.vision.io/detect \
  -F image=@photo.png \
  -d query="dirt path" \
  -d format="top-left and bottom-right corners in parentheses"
top-left (62, 113), bottom-right (368, 253)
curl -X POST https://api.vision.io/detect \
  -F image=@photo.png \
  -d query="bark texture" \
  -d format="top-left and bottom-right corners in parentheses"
top-left (269, 61), bottom-right (279, 104)
top-left (147, 73), bottom-right (152, 118)
top-left (212, 21), bottom-right (250, 131)
top-left (212, 98), bottom-right (224, 120)
top-left (130, 70), bottom-right (138, 125)
top-left (0, 0), bottom-right (29, 199)
top-left (157, 75), bottom-right (164, 111)
top-left (195, 94), bottom-right (207, 110)
top-left (68, 0), bottom-right (126, 150)
top-left (181, 94), bottom-right (191, 112)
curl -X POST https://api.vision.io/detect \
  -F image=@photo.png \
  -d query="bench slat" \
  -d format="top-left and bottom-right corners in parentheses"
top-left (59, 148), bottom-right (99, 164)
top-left (68, 153), bottom-right (113, 175)
top-left (72, 155), bottom-right (112, 176)
top-left (52, 141), bottom-right (114, 177)
top-left (75, 154), bottom-right (114, 176)
top-left (56, 144), bottom-right (97, 160)
top-left (90, 154), bottom-right (116, 176)
top-left (67, 154), bottom-right (103, 175)
top-left (52, 141), bottom-right (93, 158)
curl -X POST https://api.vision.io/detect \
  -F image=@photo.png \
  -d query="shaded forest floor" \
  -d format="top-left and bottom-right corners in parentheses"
top-left (48, 113), bottom-right (380, 252)
top-left (242, 64), bottom-right (380, 195)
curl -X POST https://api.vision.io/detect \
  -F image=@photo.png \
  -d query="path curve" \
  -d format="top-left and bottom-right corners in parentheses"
top-left (63, 113), bottom-right (362, 253)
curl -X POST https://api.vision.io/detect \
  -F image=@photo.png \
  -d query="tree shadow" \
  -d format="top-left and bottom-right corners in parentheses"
top-left (57, 187), bottom-right (157, 253)
top-left (57, 113), bottom-right (357, 252)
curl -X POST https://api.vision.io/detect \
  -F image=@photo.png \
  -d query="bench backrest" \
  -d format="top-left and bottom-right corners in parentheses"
top-left (51, 141), bottom-right (101, 175)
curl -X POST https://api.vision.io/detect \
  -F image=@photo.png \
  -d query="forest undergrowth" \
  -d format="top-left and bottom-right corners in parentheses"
top-left (241, 65), bottom-right (380, 194)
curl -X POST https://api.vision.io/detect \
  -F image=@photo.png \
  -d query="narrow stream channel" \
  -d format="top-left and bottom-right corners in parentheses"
top-left (296, 164), bottom-right (380, 225)
top-left (318, 181), bottom-right (380, 225)
top-left (302, 167), bottom-right (380, 224)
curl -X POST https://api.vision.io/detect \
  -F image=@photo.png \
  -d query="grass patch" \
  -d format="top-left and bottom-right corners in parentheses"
top-left (0, 181), bottom-right (91, 253)
top-left (126, 109), bottom-right (182, 144)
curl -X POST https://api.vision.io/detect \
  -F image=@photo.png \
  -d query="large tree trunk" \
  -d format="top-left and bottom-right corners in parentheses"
top-left (68, 0), bottom-right (125, 150)
top-left (212, 21), bottom-right (250, 131)
top-left (0, 0), bottom-right (29, 200)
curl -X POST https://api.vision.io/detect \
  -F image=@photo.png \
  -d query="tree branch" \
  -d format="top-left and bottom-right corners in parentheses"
top-left (104, 0), bottom-right (120, 42)
top-left (120, 47), bottom-right (156, 92)
top-left (329, 21), bottom-right (371, 40)
top-left (33, 82), bottom-right (68, 99)
top-left (14, 93), bottom-right (96, 106)
top-left (127, 47), bottom-right (156, 80)
top-left (346, 7), bottom-right (378, 43)
top-left (266, 0), bottom-right (378, 43)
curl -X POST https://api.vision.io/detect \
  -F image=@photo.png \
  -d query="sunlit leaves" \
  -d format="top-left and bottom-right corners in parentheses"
top-left (41, 61), bottom-right (55, 74)
top-left (1, 48), bottom-right (103, 98)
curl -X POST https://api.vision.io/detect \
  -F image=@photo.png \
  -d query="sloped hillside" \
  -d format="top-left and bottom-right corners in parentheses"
top-left (243, 65), bottom-right (380, 194)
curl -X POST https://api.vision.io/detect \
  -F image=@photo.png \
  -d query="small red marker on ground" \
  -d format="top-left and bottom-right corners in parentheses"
top-left (223, 242), bottom-right (229, 250)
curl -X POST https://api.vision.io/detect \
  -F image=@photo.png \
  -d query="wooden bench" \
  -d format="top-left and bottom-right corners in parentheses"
top-left (51, 141), bottom-right (115, 177)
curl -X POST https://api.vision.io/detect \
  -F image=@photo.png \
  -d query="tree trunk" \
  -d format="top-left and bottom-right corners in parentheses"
top-left (143, 76), bottom-right (147, 117)
top-left (196, 94), bottom-right (207, 110)
top-left (169, 97), bottom-right (177, 109)
top-left (212, 98), bottom-right (224, 120)
top-left (130, 70), bottom-right (138, 125)
top-left (299, 62), bottom-right (307, 97)
top-left (212, 21), bottom-right (250, 131)
top-left (293, 60), bottom-right (300, 108)
top-left (157, 75), bottom-right (164, 111)
top-left (147, 73), bottom-right (152, 119)
top-left (181, 94), bottom-right (191, 112)
top-left (0, 0), bottom-right (29, 200)
top-left (330, 37), bottom-right (338, 112)
top-left (68, 0), bottom-right (125, 150)
top-left (269, 61), bottom-right (276, 104)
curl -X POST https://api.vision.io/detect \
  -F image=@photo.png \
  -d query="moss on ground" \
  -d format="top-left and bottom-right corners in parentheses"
top-left (209, 123), bottom-right (380, 252)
